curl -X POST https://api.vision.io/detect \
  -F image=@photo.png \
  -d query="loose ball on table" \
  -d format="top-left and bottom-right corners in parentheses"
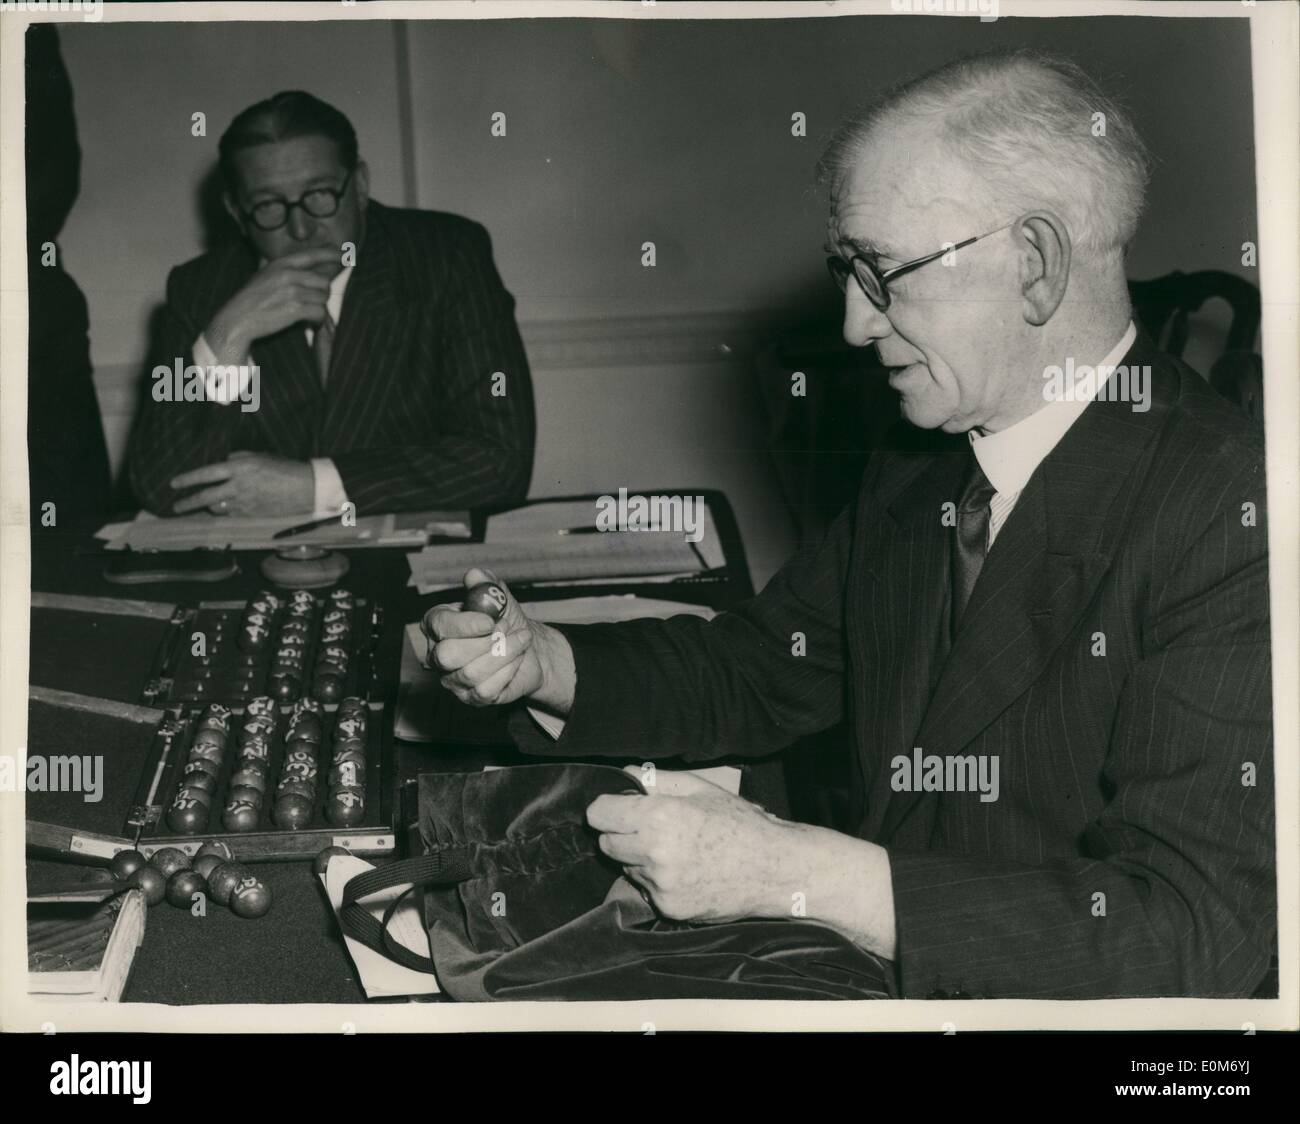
top-left (149, 847), bottom-right (191, 879)
top-left (193, 854), bottom-right (223, 881)
top-left (110, 849), bottom-right (148, 881)
top-left (208, 862), bottom-right (249, 906)
top-left (230, 877), bottom-right (273, 919)
top-left (312, 845), bottom-right (352, 877)
top-left (130, 864), bottom-right (167, 907)
top-left (196, 840), bottom-right (234, 862)
top-left (166, 868), bottom-right (208, 909)
top-left (463, 581), bottom-right (509, 621)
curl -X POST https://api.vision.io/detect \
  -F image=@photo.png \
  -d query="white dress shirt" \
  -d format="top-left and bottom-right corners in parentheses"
top-left (971, 320), bottom-right (1136, 548)
top-left (192, 264), bottom-right (354, 514)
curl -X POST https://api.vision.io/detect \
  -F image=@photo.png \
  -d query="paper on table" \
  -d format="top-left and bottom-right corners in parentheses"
top-left (395, 596), bottom-right (717, 742)
top-left (406, 532), bottom-right (710, 592)
top-left (96, 509), bottom-right (469, 552)
top-left (323, 855), bottom-right (439, 998)
top-left (485, 499), bottom-right (727, 569)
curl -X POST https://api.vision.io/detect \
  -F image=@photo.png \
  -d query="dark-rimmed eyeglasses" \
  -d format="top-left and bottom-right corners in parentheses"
top-left (826, 221), bottom-right (1013, 311)
top-left (239, 168), bottom-right (356, 232)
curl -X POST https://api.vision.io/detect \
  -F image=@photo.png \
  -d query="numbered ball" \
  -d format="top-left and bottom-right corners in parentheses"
top-left (193, 854), bottom-right (223, 881)
top-left (274, 795), bottom-right (313, 830)
top-left (167, 800), bottom-right (208, 834)
top-left (275, 777), bottom-right (315, 801)
top-left (208, 862), bottom-right (249, 906)
top-left (223, 799), bottom-right (260, 833)
top-left (230, 877), bottom-right (273, 919)
top-left (196, 840), bottom-right (234, 861)
top-left (166, 869), bottom-right (207, 909)
top-left (313, 676), bottom-right (343, 703)
top-left (463, 581), bottom-right (508, 621)
top-left (149, 847), bottom-right (191, 879)
top-left (130, 864), bottom-right (167, 907)
top-left (326, 789), bottom-right (365, 827)
top-left (109, 849), bottom-right (147, 881)
top-left (312, 845), bottom-right (352, 877)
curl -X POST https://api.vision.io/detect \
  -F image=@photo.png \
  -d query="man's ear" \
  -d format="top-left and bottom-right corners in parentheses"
top-left (353, 160), bottom-right (370, 210)
top-left (221, 191), bottom-right (247, 236)
top-left (1016, 211), bottom-right (1071, 326)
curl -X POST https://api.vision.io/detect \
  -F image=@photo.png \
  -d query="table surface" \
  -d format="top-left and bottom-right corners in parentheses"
top-left (26, 492), bottom-right (784, 1005)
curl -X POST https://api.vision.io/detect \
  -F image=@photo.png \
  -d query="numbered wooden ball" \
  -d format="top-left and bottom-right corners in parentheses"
top-left (167, 800), bottom-right (208, 834)
top-left (230, 877), bottom-right (273, 919)
top-left (175, 785), bottom-right (213, 807)
top-left (332, 738), bottom-right (366, 762)
top-left (325, 789), bottom-right (365, 826)
top-left (294, 697), bottom-right (323, 716)
top-left (223, 799), bottom-right (260, 833)
top-left (228, 785), bottom-right (264, 808)
top-left (230, 767), bottom-right (267, 794)
top-left (110, 849), bottom-right (147, 881)
top-left (329, 761), bottom-right (364, 789)
top-left (196, 840), bottom-right (234, 861)
top-left (313, 676), bottom-right (343, 703)
top-left (275, 778), bottom-right (315, 802)
top-left (181, 768), bottom-right (218, 794)
top-left (272, 675), bottom-right (301, 702)
top-left (274, 795), bottom-right (314, 830)
top-left (312, 845), bottom-right (352, 877)
top-left (245, 696), bottom-right (277, 718)
top-left (463, 581), bottom-right (508, 621)
top-left (166, 868), bottom-right (207, 909)
top-left (208, 862), bottom-right (248, 906)
top-left (149, 847), bottom-right (191, 879)
top-left (333, 714), bottom-right (366, 741)
top-left (193, 854), bottom-right (223, 881)
top-left (130, 864), bottom-right (167, 906)
top-left (189, 744), bottom-right (225, 768)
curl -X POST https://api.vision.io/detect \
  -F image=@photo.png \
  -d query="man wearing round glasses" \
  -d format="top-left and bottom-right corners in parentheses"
top-left (427, 50), bottom-right (1273, 999)
top-left (129, 90), bottom-right (535, 518)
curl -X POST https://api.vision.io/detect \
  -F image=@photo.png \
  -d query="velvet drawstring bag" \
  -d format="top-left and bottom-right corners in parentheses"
top-left (339, 763), bottom-right (894, 1001)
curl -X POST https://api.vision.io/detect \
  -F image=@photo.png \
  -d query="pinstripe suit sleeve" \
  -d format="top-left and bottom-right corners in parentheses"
top-left (889, 456), bottom-right (1274, 999)
top-left (127, 265), bottom-right (247, 515)
top-left (330, 222), bottom-right (535, 511)
top-left (507, 504), bottom-right (855, 761)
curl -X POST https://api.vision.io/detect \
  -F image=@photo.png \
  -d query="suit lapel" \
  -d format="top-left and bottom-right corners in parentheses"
top-left (878, 334), bottom-right (1175, 841)
top-left (320, 205), bottom-right (411, 447)
top-left (850, 445), bottom-right (963, 836)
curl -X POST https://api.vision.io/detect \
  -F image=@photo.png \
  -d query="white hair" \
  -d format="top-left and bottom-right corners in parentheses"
top-left (818, 49), bottom-right (1151, 260)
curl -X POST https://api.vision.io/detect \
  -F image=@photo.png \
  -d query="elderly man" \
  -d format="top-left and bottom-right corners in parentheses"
top-left (129, 90), bottom-right (534, 517)
top-left (427, 51), bottom-right (1274, 999)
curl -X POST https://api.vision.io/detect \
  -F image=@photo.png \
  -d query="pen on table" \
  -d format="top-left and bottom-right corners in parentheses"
top-left (272, 514), bottom-right (347, 540)
top-left (556, 526), bottom-right (602, 535)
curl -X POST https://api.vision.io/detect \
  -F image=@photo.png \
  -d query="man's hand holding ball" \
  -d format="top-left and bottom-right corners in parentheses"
top-left (422, 569), bottom-right (577, 715)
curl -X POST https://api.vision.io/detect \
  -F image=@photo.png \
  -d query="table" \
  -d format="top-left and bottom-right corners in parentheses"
top-left (25, 492), bottom-right (787, 1004)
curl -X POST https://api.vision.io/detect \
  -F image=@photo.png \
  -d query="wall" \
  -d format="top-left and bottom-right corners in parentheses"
top-left (51, 14), bottom-right (1257, 588)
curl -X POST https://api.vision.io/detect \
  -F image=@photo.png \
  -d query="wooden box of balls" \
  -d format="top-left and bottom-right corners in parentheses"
top-left (30, 587), bottom-right (384, 710)
top-left (27, 587), bottom-right (400, 864)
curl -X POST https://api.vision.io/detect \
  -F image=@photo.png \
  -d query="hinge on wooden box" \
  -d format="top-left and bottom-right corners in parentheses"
top-left (142, 678), bottom-right (171, 703)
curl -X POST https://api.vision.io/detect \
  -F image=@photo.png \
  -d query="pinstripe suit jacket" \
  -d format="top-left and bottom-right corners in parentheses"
top-left (128, 201), bottom-right (535, 515)
top-left (509, 333), bottom-right (1275, 999)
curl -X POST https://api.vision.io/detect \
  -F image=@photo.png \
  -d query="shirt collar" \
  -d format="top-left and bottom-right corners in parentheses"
top-left (970, 320), bottom-right (1137, 497)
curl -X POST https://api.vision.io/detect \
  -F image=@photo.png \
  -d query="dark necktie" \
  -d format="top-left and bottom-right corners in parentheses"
top-left (950, 452), bottom-right (998, 636)
top-left (313, 311), bottom-right (335, 389)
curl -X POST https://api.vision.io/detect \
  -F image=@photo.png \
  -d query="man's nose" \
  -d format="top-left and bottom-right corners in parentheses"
top-left (286, 205), bottom-right (315, 242)
top-left (841, 285), bottom-right (893, 348)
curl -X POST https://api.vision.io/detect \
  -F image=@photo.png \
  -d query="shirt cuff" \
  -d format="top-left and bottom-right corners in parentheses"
top-left (526, 706), bottom-right (567, 741)
top-left (194, 334), bottom-right (254, 406)
top-left (310, 457), bottom-right (350, 515)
